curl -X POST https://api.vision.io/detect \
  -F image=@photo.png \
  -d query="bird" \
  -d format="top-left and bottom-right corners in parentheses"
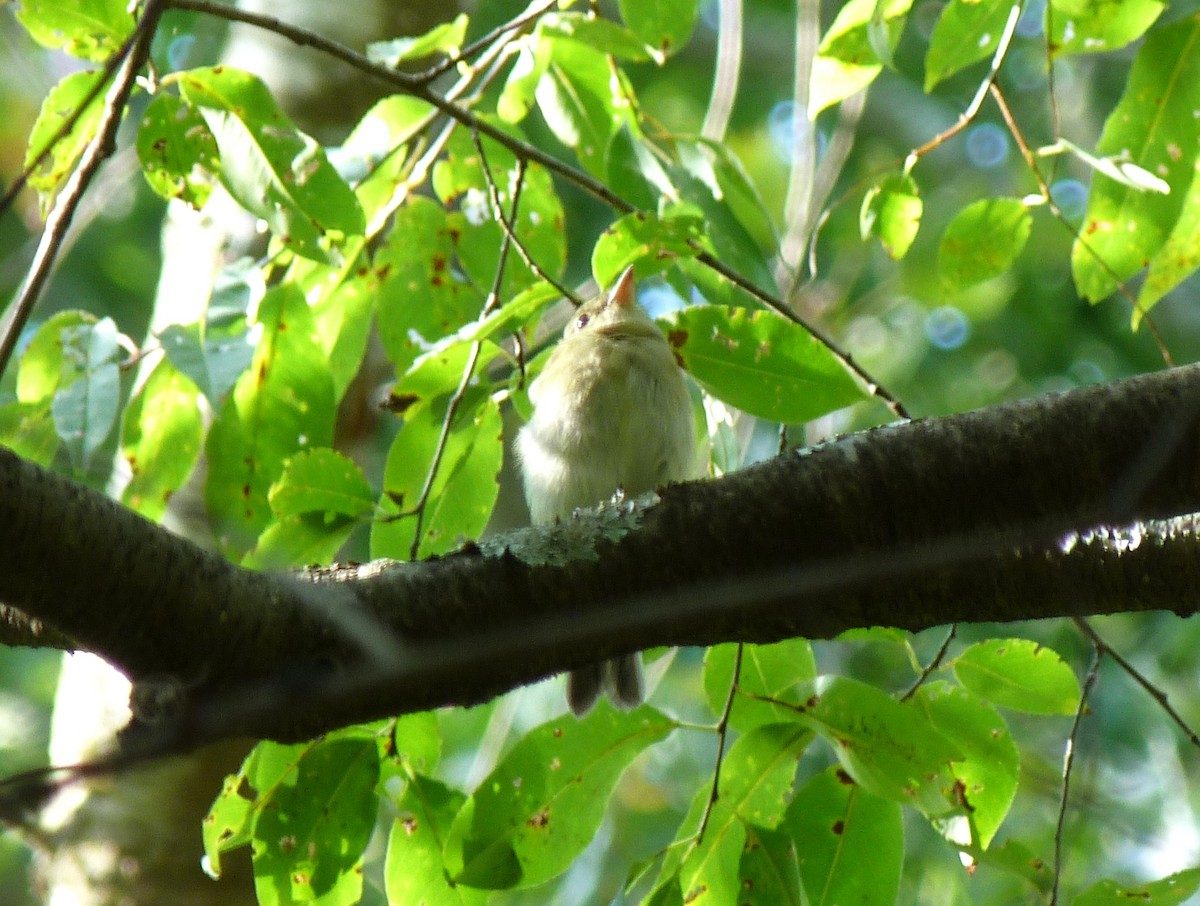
top-left (516, 266), bottom-right (696, 714)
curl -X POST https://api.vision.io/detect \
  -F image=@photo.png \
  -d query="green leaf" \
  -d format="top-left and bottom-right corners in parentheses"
top-left (536, 35), bottom-right (636, 177)
top-left (591, 212), bottom-right (706, 287)
top-left (703, 640), bottom-right (817, 732)
top-left (784, 765), bottom-right (903, 906)
top-left (1071, 18), bottom-right (1200, 302)
top-left (792, 676), bottom-right (961, 814)
top-left (952, 638), bottom-right (1081, 715)
top-left (25, 69), bottom-right (107, 215)
top-left (372, 388), bottom-right (503, 559)
top-left (605, 124), bottom-right (677, 213)
top-left (247, 448), bottom-right (374, 569)
top-left (1073, 868), bottom-right (1200, 906)
top-left (811, 0), bottom-right (915, 117)
top-left (386, 775), bottom-right (486, 906)
top-left (0, 402), bottom-right (59, 465)
top-left (342, 95), bottom-right (433, 233)
top-left (366, 13), bottom-right (469, 67)
top-left (861, 173), bottom-right (922, 259)
top-left (121, 359), bottom-right (202, 522)
top-left (738, 825), bottom-right (805, 906)
top-left (719, 724), bottom-right (812, 829)
top-left (619, 0), bottom-right (698, 61)
top-left (177, 66), bottom-right (365, 264)
top-left (374, 196), bottom-right (485, 375)
top-left (380, 712), bottom-right (443, 783)
top-left (51, 317), bottom-right (123, 476)
top-left (924, 0), bottom-right (1015, 91)
top-left (296, 253), bottom-right (376, 401)
top-left (1049, 0), bottom-right (1164, 57)
top-left (939, 198), bottom-right (1032, 291)
top-left (443, 704), bottom-right (675, 890)
top-left (159, 316), bottom-right (255, 406)
top-left (432, 128), bottom-right (566, 302)
top-left (665, 306), bottom-right (867, 424)
top-left (14, 0), bottom-right (134, 61)
top-left (250, 737), bottom-right (380, 906)
top-left (1137, 161), bottom-right (1200, 322)
top-left (659, 791), bottom-right (745, 906)
top-left (913, 682), bottom-right (1018, 849)
top-left (204, 284), bottom-right (335, 557)
top-left (136, 93), bottom-right (219, 208)
top-left (498, 36), bottom-right (552, 125)
top-left (17, 311), bottom-right (96, 405)
top-left (541, 13), bottom-right (652, 62)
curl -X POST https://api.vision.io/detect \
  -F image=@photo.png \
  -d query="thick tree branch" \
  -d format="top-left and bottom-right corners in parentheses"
top-left (3, 364), bottom-right (1200, 749)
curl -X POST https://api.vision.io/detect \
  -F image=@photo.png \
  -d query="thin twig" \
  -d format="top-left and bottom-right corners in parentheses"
top-left (164, 0), bottom-right (909, 421)
top-left (904, 4), bottom-right (1021, 171)
top-left (988, 83), bottom-right (1174, 367)
top-left (0, 1), bottom-right (166, 377)
top-left (1050, 648), bottom-right (1099, 906)
top-left (1073, 617), bottom-right (1200, 749)
top-left (696, 642), bottom-right (743, 844)
top-left (399, 154), bottom-right (526, 559)
top-left (776, 0), bottom-right (818, 284)
top-left (0, 29), bottom-right (138, 221)
top-left (471, 130), bottom-right (581, 305)
top-left (900, 624), bottom-right (958, 702)
top-left (414, 0), bottom-right (559, 84)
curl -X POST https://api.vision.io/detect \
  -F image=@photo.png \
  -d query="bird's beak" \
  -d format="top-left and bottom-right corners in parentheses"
top-left (610, 266), bottom-right (637, 309)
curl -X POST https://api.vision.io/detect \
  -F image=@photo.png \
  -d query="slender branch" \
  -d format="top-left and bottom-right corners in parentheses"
top-left (988, 83), bottom-right (1174, 366)
top-left (1073, 617), bottom-right (1200, 749)
top-left (700, 0), bottom-right (742, 142)
top-left (900, 624), bottom-right (957, 702)
top-left (414, 0), bottom-right (559, 84)
top-left (163, 0), bottom-right (908, 420)
top-left (394, 154), bottom-right (526, 558)
top-left (1050, 650), bottom-right (1100, 906)
top-left (696, 643), bottom-right (743, 844)
top-left (0, 1), bottom-right (165, 376)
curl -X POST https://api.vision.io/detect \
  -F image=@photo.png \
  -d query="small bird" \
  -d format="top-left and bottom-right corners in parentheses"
top-left (517, 266), bottom-right (696, 714)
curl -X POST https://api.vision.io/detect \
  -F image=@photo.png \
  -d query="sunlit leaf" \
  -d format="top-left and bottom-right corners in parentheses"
top-left (1049, 0), bottom-right (1164, 56)
top-left (1071, 18), bottom-right (1200, 302)
top-left (367, 13), bottom-right (469, 67)
top-left (15, 0), bottom-right (134, 61)
top-left (136, 93), bottom-right (219, 208)
top-left (372, 388), bottom-right (502, 560)
top-left (1137, 162), bottom-right (1200, 322)
top-left (25, 69), bottom-right (107, 215)
top-left (811, 0), bottom-right (915, 117)
top-left (665, 305), bottom-right (867, 424)
top-left (913, 681), bottom-right (1018, 849)
top-left (792, 676), bottom-right (961, 814)
top-left (204, 284), bottom-right (335, 557)
top-left (924, 0), bottom-right (1016, 91)
top-left (719, 723), bottom-right (811, 829)
top-left (386, 775), bottom-right (486, 906)
top-left (704, 640), bottom-right (817, 732)
top-left (591, 211), bottom-right (705, 286)
top-left (443, 704), bottom-right (675, 890)
top-left (178, 66), bottom-right (365, 264)
top-left (618, 0), bottom-right (698, 61)
top-left (121, 359), bottom-right (202, 521)
top-left (1073, 868), bottom-right (1200, 906)
top-left (939, 197), bottom-right (1032, 291)
top-left (952, 638), bottom-right (1081, 715)
top-left (784, 765), bottom-right (903, 905)
top-left (861, 172), bottom-right (922, 259)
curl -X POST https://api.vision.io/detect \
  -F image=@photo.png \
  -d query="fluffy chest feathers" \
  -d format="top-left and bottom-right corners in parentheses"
top-left (518, 322), bottom-right (695, 525)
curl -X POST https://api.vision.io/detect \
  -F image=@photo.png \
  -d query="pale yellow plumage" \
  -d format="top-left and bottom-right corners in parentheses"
top-left (517, 267), bottom-right (696, 713)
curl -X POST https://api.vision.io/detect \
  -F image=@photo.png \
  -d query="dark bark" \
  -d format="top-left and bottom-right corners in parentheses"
top-left (2, 363), bottom-right (1200, 748)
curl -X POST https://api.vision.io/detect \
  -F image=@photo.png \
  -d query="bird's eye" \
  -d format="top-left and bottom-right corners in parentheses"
top-left (575, 312), bottom-right (590, 330)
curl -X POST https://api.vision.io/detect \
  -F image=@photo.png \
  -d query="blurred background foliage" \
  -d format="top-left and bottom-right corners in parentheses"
top-left (4, 1), bottom-right (1200, 904)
